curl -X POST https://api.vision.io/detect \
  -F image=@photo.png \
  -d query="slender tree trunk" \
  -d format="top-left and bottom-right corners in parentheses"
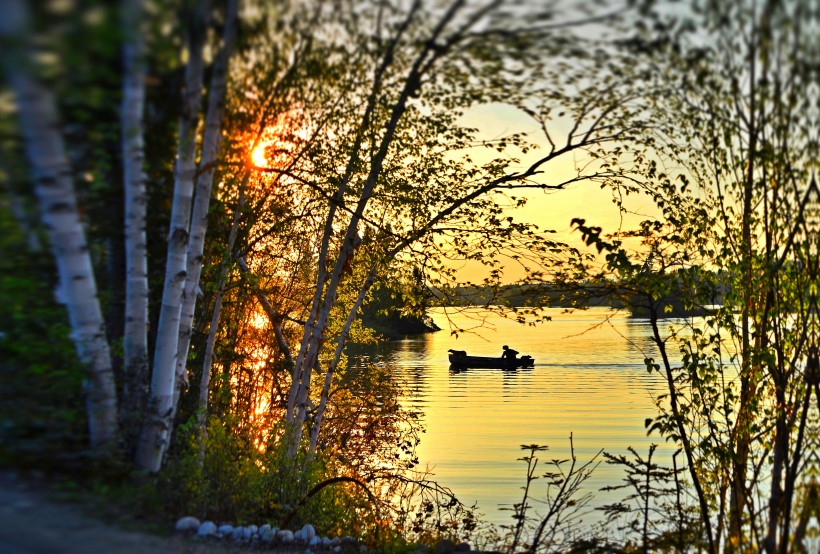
top-left (198, 180), bottom-right (246, 424)
top-left (284, 2), bottom-right (424, 435)
top-left (175, 0), bottom-right (239, 418)
top-left (0, 0), bottom-right (118, 447)
top-left (642, 446), bottom-right (653, 554)
top-left (121, 0), bottom-right (150, 443)
top-left (765, 389), bottom-right (788, 553)
top-left (649, 308), bottom-right (716, 553)
top-left (198, 283), bottom-right (225, 421)
top-left (308, 267), bottom-right (378, 458)
top-left (727, 21), bottom-right (764, 548)
top-left (97, 4), bottom-right (128, 415)
top-left (135, 0), bottom-right (210, 472)
top-left (286, 1), bottom-right (430, 456)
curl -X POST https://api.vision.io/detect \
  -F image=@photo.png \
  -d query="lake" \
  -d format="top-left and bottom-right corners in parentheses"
top-left (362, 306), bottom-right (675, 529)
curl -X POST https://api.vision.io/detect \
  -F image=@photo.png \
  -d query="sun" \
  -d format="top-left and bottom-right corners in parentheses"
top-left (248, 109), bottom-right (311, 169)
top-left (251, 140), bottom-right (273, 167)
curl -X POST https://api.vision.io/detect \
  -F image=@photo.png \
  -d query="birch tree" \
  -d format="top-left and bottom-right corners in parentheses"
top-left (227, 0), bottom-right (654, 458)
top-left (174, 0), bottom-right (238, 423)
top-left (134, 0), bottom-right (210, 472)
top-left (0, 0), bottom-right (119, 447)
top-left (136, 0), bottom-right (240, 472)
top-left (121, 0), bottom-right (150, 438)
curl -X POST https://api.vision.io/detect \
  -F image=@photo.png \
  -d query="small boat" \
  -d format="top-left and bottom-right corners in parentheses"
top-left (448, 349), bottom-right (535, 370)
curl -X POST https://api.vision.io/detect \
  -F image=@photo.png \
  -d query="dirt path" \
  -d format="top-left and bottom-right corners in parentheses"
top-left (0, 472), bottom-right (241, 553)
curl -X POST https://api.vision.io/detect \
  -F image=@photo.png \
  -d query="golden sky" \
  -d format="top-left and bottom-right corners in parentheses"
top-left (453, 103), bottom-right (659, 282)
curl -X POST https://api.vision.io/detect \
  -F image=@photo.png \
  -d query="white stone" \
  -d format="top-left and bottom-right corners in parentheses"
top-left (175, 516), bottom-right (201, 533)
top-left (258, 524), bottom-right (271, 541)
top-left (242, 526), bottom-right (253, 540)
top-left (278, 529), bottom-right (295, 543)
top-left (217, 524), bottom-right (233, 535)
top-left (301, 523), bottom-right (317, 541)
top-left (232, 527), bottom-right (244, 541)
top-left (331, 537), bottom-right (342, 546)
top-left (248, 524), bottom-right (258, 535)
top-left (310, 536), bottom-right (321, 546)
top-left (322, 537), bottom-right (332, 547)
top-left (295, 529), bottom-right (305, 542)
top-left (197, 521), bottom-right (217, 536)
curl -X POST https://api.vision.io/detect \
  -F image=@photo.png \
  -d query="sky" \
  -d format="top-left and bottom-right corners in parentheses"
top-left (453, 102), bottom-right (659, 283)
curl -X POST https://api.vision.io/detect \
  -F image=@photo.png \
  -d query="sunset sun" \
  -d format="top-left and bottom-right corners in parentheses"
top-left (251, 140), bottom-right (273, 167)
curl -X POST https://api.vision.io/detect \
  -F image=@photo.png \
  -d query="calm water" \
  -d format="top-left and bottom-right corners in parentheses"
top-left (365, 307), bottom-right (674, 528)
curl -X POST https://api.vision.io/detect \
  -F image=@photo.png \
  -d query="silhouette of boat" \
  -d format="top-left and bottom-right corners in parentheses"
top-left (448, 349), bottom-right (535, 370)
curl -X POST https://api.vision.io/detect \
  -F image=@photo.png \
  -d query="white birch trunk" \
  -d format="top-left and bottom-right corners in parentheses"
top-left (121, 0), bottom-right (150, 429)
top-left (135, 0), bottom-right (210, 472)
top-left (175, 0), bottom-right (239, 416)
top-left (0, 0), bottom-right (118, 447)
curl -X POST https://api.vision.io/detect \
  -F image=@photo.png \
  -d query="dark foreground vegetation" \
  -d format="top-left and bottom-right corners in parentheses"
top-left (1, 0), bottom-right (815, 552)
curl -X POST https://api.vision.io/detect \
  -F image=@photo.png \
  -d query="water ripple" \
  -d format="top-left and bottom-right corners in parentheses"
top-left (362, 307), bottom-right (678, 527)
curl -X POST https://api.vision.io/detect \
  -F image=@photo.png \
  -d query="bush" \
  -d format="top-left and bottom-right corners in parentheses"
top-left (0, 208), bottom-right (89, 471)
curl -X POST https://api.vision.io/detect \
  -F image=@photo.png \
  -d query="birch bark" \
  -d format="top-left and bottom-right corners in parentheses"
top-left (121, 0), bottom-right (150, 434)
top-left (135, 0), bottom-right (210, 472)
top-left (175, 0), bottom-right (239, 417)
top-left (0, 0), bottom-right (118, 447)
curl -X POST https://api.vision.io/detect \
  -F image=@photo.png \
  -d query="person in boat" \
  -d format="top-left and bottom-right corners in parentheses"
top-left (501, 345), bottom-right (519, 360)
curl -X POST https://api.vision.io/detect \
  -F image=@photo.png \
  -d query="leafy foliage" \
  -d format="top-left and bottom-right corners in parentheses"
top-left (0, 204), bottom-right (88, 469)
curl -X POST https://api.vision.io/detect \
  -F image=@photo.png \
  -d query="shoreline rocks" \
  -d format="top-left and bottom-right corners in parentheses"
top-left (176, 515), bottom-right (474, 554)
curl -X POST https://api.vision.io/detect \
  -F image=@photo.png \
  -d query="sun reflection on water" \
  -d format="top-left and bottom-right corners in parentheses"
top-left (364, 307), bottom-right (676, 527)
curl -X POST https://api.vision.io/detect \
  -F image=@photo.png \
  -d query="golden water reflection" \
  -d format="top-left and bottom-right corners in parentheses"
top-left (368, 307), bottom-right (674, 527)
